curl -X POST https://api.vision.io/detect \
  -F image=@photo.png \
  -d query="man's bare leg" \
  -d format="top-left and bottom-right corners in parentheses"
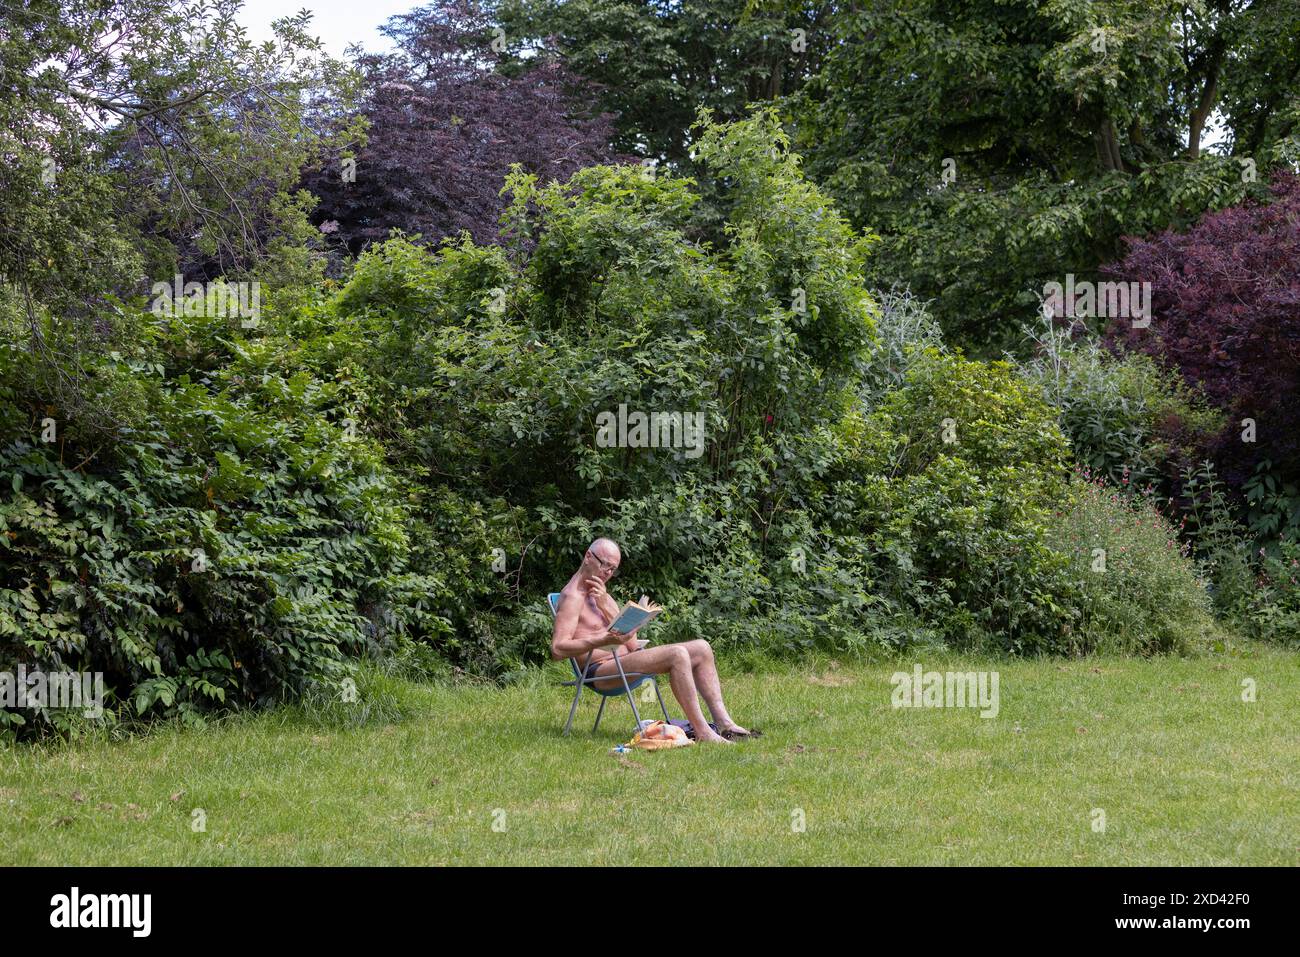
top-left (682, 639), bottom-right (749, 734)
top-left (682, 639), bottom-right (744, 733)
top-left (591, 645), bottom-right (730, 743)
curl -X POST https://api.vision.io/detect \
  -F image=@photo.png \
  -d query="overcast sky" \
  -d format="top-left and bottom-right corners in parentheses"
top-left (236, 0), bottom-right (411, 57)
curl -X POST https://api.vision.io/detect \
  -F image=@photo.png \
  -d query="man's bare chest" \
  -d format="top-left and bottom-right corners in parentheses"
top-left (574, 592), bottom-right (608, 631)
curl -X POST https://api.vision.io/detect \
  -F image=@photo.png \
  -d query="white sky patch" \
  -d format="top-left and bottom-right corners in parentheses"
top-left (1192, 108), bottom-right (1232, 154)
top-left (235, 0), bottom-right (409, 58)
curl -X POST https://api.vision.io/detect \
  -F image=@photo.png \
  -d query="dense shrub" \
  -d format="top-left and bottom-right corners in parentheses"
top-left (842, 348), bottom-right (1220, 655)
top-left (293, 109), bottom-right (885, 665)
top-left (1020, 317), bottom-right (1222, 491)
top-left (1178, 461), bottom-right (1298, 645)
top-left (846, 349), bottom-right (1077, 652)
top-left (1106, 173), bottom-right (1300, 539)
top-left (1243, 538), bottom-right (1300, 645)
top-left (1045, 472), bottom-right (1218, 655)
top-left (0, 294), bottom-right (428, 734)
top-left (2, 108), bottom-right (1242, 740)
top-left (328, 207), bottom-right (1224, 661)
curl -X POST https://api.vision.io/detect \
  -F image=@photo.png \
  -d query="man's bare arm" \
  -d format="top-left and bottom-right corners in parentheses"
top-left (586, 577), bottom-right (622, 625)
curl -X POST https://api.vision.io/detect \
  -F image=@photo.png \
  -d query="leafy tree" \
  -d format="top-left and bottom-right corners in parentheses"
top-left (794, 0), bottom-right (1300, 352)
top-left (0, 0), bottom-right (361, 317)
top-left (492, 0), bottom-right (836, 167)
top-left (301, 0), bottom-right (620, 253)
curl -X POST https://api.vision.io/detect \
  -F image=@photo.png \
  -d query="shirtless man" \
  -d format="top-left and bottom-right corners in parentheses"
top-left (550, 537), bottom-right (755, 744)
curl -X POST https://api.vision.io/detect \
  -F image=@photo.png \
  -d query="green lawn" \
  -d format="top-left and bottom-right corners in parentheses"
top-left (3, 646), bottom-right (1297, 865)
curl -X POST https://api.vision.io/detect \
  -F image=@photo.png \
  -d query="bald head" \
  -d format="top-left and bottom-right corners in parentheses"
top-left (583, 537), bottom-right (622, 580)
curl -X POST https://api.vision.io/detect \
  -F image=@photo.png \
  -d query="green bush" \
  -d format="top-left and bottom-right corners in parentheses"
top-left (1019, 318), bottom-right (1222, 491)
top-left (2, 109), bottom-right (1240, 740)
top-left (0, 296), bottom-right (428, 735)
top-left (845, 349), bottom-right (1077, 652)
top-left (1179, 461), bottom-right (1299, 644)
top-left (1044, 474), bottom-right (1219, 655)
top-left (840, 348), bottom-right (1221, 655)
top-left (1243, 537), bottom-right (1300, 645)
top-left (315, 108), bottom-right (885, 666)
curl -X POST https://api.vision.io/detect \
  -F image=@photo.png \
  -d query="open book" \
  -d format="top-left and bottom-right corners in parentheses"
top-left (607, 596), bottom-right (662, 638)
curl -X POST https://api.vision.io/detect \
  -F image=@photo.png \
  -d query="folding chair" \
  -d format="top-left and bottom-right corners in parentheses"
top-left (548, 592), bottom-right (671, 736)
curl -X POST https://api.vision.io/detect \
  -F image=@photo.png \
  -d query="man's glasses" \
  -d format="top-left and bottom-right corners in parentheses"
top-left (586, 549), bottom-right (619, 578)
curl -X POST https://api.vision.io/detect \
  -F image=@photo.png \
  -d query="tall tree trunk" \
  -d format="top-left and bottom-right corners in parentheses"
top-left (768, 57), bottom-right (784, 99)
top-left (1186, 39), bottom-right (1225, 159)
top-left (1187, 74), bottom-right (1220, 159)
top-left (1096, 117), bottom-right (1124, 173)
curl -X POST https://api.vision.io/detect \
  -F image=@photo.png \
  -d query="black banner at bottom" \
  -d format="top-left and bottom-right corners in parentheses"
top-left (4, 866), bottom-right (1289, 943)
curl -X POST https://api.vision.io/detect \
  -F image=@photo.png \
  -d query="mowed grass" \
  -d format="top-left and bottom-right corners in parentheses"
top-left (2, 646), bottom-right (1297, 865)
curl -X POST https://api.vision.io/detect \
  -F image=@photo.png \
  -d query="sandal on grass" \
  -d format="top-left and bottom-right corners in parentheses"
top-left (720, 727), bottom-right (763, 740)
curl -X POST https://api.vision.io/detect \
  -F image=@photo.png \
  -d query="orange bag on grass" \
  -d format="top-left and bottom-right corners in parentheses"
top-left (627, 720), bottom-right (693, 750)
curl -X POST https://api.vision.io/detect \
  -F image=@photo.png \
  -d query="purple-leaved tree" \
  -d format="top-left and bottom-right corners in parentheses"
top-left (1107, 173), bottom-right (1300, 531)
top-left (303, 0), bottom-right (621, 254)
